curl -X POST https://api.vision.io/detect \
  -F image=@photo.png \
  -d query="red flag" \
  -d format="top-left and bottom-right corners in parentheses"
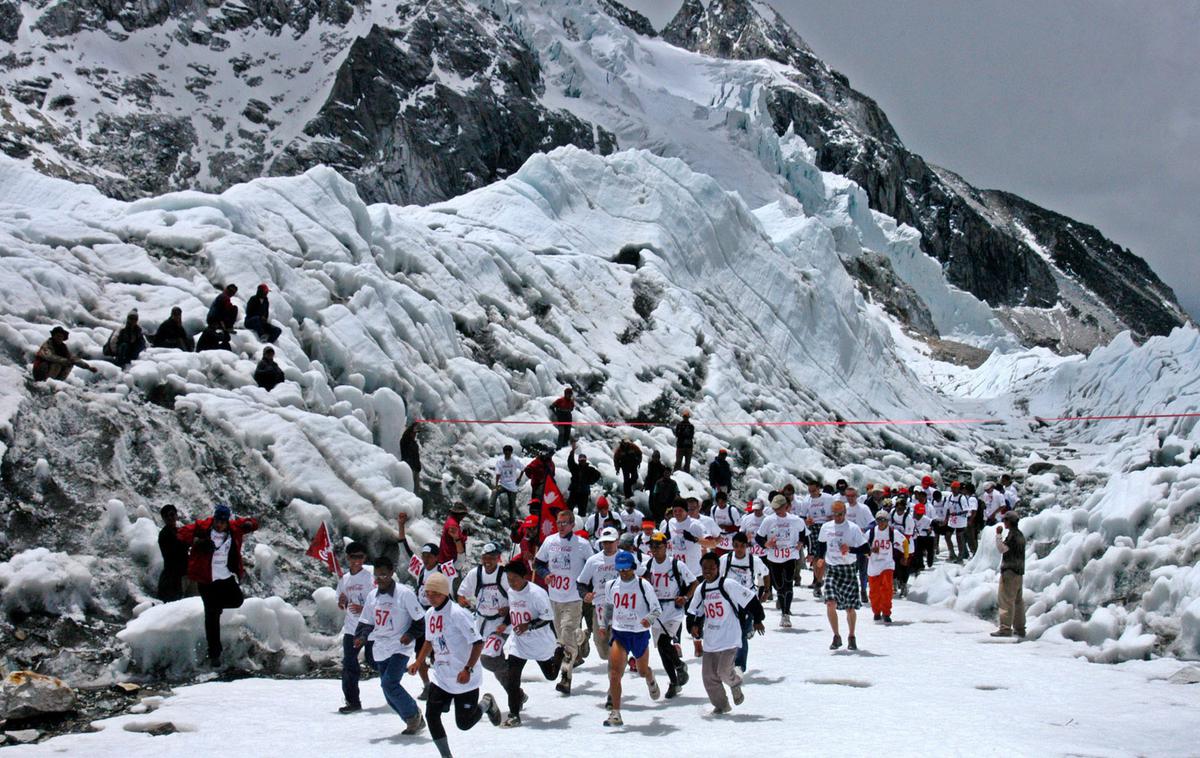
top-left (541, 476), bottom-right (566, 540)
top-left (306, 522), bottom-right (343, 577)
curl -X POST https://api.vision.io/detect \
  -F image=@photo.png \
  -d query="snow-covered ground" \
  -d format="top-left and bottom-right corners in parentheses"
top-left (7, 593), bottom-right (1198, 757)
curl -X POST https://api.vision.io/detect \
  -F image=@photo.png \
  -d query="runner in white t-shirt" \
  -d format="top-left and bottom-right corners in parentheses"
top-left (865, 511), bottom-right (897, 623)
top-left (661, 501), bottom-right (708, 574)
top-left (711, 491), bottom-right (743, 538)
top-left (490, 445), bottom-right (524, 520)
top-left (534, 510), bottom-right (595, 695)
top-left (843, 488), bottom-right (873, 601)
top-left (945, 481), bottom-right (971, 563)
top-left (408, 573), bottom-right (501, 758)
top-left (686, 552), bottom-right (765, 715)
top-left (456, 543), bottom-right (511, 691)
top-left (754, 494), bottom-right (808, 628)
top-left (641, 533), bottom-right (699, 699)
top-left (598, 551), bottom-right (662, 726)
top-left (354, 556), bottom-right (426, 736)
top-left (336, 541), bottom-right (375, 713)
top-left (578, 527), bottom-right (621, 665)
top-left (816, 501), bottom-right (868, 651)
top-left (618, 498), bottom-right (645, 535)
top-left (493, 561), bottom-right (565, 728)
top-left (801, 482), bottom-right (836, 599)
top-left (718, 532), bottom-right (769, 673)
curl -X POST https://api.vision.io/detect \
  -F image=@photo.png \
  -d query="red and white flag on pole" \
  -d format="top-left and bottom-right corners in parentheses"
top-left (541, 476), bottom-right (566, 541)
top-left (306, 521), bottom-right (343, 577)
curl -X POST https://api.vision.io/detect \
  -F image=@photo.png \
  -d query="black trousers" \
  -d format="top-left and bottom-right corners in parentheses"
top-left (199, 577), bottom-right (244, 661)
top-left (426, 684), bottom-right (483, 741)
top-left (620, 467), bottom-right (638, 498)
top-left (505, 655), bottom-right (562, 715)
top-left (767, 560), bottom-right (797, 615)
top-left (656, 632), bottom-right (683, 684)
top-left (157, 568), bottom-right (184, 602)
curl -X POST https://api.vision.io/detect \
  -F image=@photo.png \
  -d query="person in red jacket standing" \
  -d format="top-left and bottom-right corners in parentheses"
top-left (551, 387), bottom-right (575, 449)
top-left (439, 503), bottom-right (469, 564)
top-left (177, 504), bottom-right (260, 666)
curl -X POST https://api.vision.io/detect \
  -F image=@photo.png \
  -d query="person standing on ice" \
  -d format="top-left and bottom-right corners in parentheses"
top-left (518, 449), bottom-right (554, 502)
top-left (992, 511), bottom-right (1027, 638)
top-left (912, 500), bottom-right (936, 571)
top-left (400, 422), bottom-right (421, 492)
top-left (981, 481), bottom-right (1006, 526)
top-left (597, 550), bottom-right (662, 726)
top-left (866, 510), bottom-right (896, 623)
top-left (32, 325), bottom-right (97, 382)
top-left (206, 283), bottom-right (239, 330)
top-left (335, 541), bottom-right (375, 714)
top-left (244, 283), bottom-right (282, 343)
top-left (648, 467), bottom-right (679, 524)
top-left (708, 448), bottom-right (732, 496)
top-left (844, 488), bottom-right (873, 599)
top-left (354, 555), bottom-right (426, 734)
top-left (533, 509), bottom-right (594, 694)
top-left (490, 445), bottom-right (523, 521)
top-left (408, 573), bottom-right (502, 757)
top-left (673, 410), bottom-right (695, 473)
top-left (889, 496), bottom-right (916, 598)
top-left (253, 346), bottom-right (285, 391)
top-left (156, 504), bottom-right (189, 601)
top-left (1000, 474), bottom-right (1019, 514)
top-left (439, 502), bottom-right (469, 564)
top-left (686, 552), bottom-right (765, 716)
top-left (815, 501), bottom-right (868, 650)
top-left (755, 494), bottom-right (806, 628)
top-left (945, 481), bottom-right (971, 562)
top-left (151, 307), bottom-right (194, 351)
top-left (567, 442), bottom-right (601, 514)
top-left (550, 387), bottom-right (575, 449)
top-left (964, 482), bottom-right (984, 557)
top-left (801, 480), bottom-right (835, 598)
top-left (176, 504), bottom-right (259, 667)
top-left (613, 437), bottom-right (643, 498)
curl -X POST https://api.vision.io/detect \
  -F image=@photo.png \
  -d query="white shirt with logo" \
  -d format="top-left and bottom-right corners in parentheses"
top-left (210, 530), bottom-right (233, 581)
top-left (458, 565), bottom-right (510, 619)
top-left (506, 583), bottom-right (558, 661)
top-left (618, 508), bottom-right (645, 534)
top-left (336, 567), bottom-right (376, 635)
top-left (713, 504), bottom-right (743, 532)
top-left (718, 552), bottom-right (767, 589)
top-left (359, 584), bottom-right (425, 663)
top-left (686, 578), bottom-right (756, 653)
top-left (755, 513), bottom-right (808, 564)
top-left (603, 576), bottom-right (661, 632)
top-left (495, 456), bottom-right (523, 492)
top-left (946, 494), bottom-right (971, 529)
top-left (578, 551), bottom-right (619, 606)
top-left (817, 520), bottom-right (867, 567)
top-left (663, 517), bottom-right (707, 574)
top-left (800, 493), bottom-right (835, 525)
top-left (641, 557), bottom-right (697, 623)
top-left (425, 600), bottom-right (483, 695)
top-left (535, 533), bottom-right (594, 603)
top-left (866, 525), bottom-right (897, 576)
top-left (846, 503), bottom-right (874, 531)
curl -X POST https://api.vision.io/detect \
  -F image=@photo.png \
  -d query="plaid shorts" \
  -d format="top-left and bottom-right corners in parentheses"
top-left (826, 564), bottom-right (861, 611)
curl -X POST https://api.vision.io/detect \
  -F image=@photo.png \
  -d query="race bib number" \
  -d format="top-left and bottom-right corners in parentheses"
top-left (612, 592), bottom-right (638, 610)
top-left (408, 555), bottom-right (423, 576)
top-left (375, 609), bottom-right (391, 627)
top-left (483, 635), bottom-right (505, 655)
top-left (428, 615), bottom-right (444, 634)
top-left (772, 547), bottom-right (793, 560)
top-left (439, 561), bottom-right (458, 579)
top-left (704, 601), bottom-right (726, 619)
top-left (715, 534), bottom-right (734, 551)
top-left (750, 545), bottom-right (766, 557)
top-left (547, 574), bottom-right (572, 591)
top-left (508, 610), bottom-right (533, 626)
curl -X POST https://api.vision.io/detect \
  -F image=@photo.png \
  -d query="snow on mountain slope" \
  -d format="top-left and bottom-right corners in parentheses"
top-left (0, 138), bottom-right (1198, 686)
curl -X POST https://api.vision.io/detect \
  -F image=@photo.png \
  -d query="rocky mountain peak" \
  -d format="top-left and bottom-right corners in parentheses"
top-left (662, 0), bottom-right (812, 68)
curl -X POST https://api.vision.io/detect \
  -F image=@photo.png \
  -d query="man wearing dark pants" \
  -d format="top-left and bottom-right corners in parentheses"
top-left (176, 504), bottom-right (258, 666)
top-left (992, 512), bottom-right (1027, 638)
top-left (409, 573), bottom-right (501, 758)
top-left (356, 556), bottom-right (427, 735)
top-left (336, 542), bottom-right (374, 713)
top-left (755, 495), bottom-right (807, 628)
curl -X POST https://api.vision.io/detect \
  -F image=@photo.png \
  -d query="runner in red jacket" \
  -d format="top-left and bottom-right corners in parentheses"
top-left (177, 505), bottom-right (259, 666)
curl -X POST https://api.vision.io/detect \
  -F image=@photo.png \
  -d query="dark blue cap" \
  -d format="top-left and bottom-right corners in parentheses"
top-left (615, 551), bottom-right (637, 570)
top-left (213, 504), bottom-right (232, 521)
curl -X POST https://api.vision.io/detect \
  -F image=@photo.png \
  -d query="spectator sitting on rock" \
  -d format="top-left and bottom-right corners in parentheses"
top-left (103, 310), bottom-right (147, 367)
top-left (245, 283), bottom-right (282, 343)
top-left (254, 346), bottom-right (285, 390)
top-left (152, 307), bottom-right (194, 351)
top-left (32, 325), bottom-right (97, 382)
top-left (207, 284), bottom-right (239, 331)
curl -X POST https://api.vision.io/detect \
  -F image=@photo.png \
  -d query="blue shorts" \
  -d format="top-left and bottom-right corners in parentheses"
top-left (612, 629), bottom-right (651, 659)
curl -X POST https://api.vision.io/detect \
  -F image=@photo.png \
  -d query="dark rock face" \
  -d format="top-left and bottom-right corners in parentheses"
top-left (273, 2), bottom-right (614, 205)
top-left (0, 0), bottom-right (21, 43)
top-left (597, 0), bottom-right (656, 37)
top-left (843, 252), bottom-right (938, 338)
top-left (663, 0), bottom-right (1188, 350)
top-left (33, 0), bottom-right (365, 38)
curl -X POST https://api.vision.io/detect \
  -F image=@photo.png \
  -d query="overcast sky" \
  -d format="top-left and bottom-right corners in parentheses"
top-left (622, 0), bottom-right (1200, 321)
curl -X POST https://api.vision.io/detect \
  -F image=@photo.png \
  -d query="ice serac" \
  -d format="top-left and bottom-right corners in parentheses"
top-left (660, 0), bottom-right (1188, 353)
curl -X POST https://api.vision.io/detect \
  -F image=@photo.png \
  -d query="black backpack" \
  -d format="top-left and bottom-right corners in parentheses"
top-left (641, 557), bottom-right (686, 596)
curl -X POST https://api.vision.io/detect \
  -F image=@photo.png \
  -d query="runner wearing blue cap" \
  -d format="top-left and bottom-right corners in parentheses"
top-left (597, 550), bottom-right (662, 726)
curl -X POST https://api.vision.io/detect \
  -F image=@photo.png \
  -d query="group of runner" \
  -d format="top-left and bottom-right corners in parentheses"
top-left (334, 468), bottom-right (1020, 758)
